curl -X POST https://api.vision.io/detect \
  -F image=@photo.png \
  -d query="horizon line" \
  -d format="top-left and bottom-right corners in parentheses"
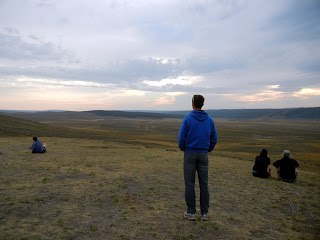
top-left (0, 106), bottom-right (319, 113)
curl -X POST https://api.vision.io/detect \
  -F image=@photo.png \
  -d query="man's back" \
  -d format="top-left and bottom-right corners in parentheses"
top-left (273, 157), bottom-right (299, 180)
top-left (253, 156), bottom-right (270, 174)
top-left (31, 140), bottom-right (44, 153)
top-left (178, 110), bottom-right (217, 153)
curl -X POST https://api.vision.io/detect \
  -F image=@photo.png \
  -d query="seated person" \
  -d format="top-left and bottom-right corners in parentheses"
top-left (29, 137), bottom-right (46, 153)
top-left (273, 150), bottom-right (299, 183)
top-left (253, 149), bottom-right (271, 178)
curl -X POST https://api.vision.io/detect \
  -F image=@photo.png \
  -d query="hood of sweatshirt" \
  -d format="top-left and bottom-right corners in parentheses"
top-left (189, 110), bottom-right (209, 121)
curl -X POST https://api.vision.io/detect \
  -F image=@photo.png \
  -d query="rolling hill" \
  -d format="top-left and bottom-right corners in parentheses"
top-left (2, 107), bottom-right (320, 122)
top-left (162, 107), bottom-right (320, 119)
top-left (0, 113), bottom-right (103, 139)
top-left (0, 114), bottom-right (52, 137)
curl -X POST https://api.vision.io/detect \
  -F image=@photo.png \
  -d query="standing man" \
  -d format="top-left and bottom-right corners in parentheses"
top-left (178, 95), bottom-right (218, 221)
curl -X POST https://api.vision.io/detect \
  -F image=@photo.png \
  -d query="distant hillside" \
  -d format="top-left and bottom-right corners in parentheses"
top-left (0, 114), bottom-right (51, 137)
top-left (86, 110), bottom-right (184, 119)
top-left (2, 107), bottom-right (319, 122)
top-left (2, 110), bottom-right (185, 124)
top-left (0, 114), bottom-right (94, 138)
top-left (164, 107), bottom-right (320, 119)
top-left (206, 108), bottom-right (320, 119)
top-left (5, 111), bottom-right (101, 123)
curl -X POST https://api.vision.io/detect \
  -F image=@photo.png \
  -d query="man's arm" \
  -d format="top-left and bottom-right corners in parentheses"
top-left (29, 142), bottom-right (35, 150)
top-left (273, 160), bottom-right (280, 171)
top-left (178, 119), bottom-right (187, 151)
top-left (208, 122), bottom-right (218, 152)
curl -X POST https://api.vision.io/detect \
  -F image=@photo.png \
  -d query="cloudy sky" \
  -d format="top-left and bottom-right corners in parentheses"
top-left (0, 0), bottom-right (319, 111)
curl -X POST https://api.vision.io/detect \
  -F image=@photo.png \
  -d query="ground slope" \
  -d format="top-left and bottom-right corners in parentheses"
top-left (0, 114), bottom-right (51, 137)
top-left (0, 137), bottom-right (319, 240)
top-left (0, 113), bottom-right (121, 141)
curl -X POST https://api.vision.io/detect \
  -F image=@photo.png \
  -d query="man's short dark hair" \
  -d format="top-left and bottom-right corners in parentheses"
top-left (192, 95), bottom-right (205, 109)
top-left (33, 137), bottom-right (38, 141)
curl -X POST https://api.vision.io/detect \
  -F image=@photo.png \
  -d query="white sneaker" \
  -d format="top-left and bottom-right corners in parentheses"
top-left (184, 211), bottom-right (196, 221)
top-left (201, 213), bottom-right (208, 221)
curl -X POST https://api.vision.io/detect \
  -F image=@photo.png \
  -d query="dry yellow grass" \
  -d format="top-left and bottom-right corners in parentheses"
top-left (21, 115), bottom-right (320, 163)
top-left (0, 136), bottom-right (319, 240)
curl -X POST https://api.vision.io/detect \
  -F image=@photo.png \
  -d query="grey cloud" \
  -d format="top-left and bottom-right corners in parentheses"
top-left (139, 84), bottom-right (231, 94)
top-left (276, 78), bottom-right (320, 93)
top-left (36, 0), bottom-right (56, 8)
top-left (181, 56), bottom-right (245, 75)
top-left (1, 0), bottom-right (319, 103)
top-left (1, 50), bottom-right (318, 97)
top-left (183, 0), bottom-right (247, 19)
top-left (0, 28), bottom-right (68, 61)
top-left (265, 1), bottom-right (320, 43)
top-left (108, 56), bottom-right (244, 83)
top-left (0, 55), bottom-right (233, 85)
top-left (0, 57), bottom-right (177, 83)
top-left (57, 18), bottom-right (69, 25)
top-left (116, 58), bottom-right (176, 81)
top-left (3, 27), bottom-right (19, 34)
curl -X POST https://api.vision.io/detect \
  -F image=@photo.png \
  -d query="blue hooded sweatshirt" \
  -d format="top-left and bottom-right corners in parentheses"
top-left (29, 140), bottom-right (45, 153)
top-left (178, 110), bottom-right (218, 153)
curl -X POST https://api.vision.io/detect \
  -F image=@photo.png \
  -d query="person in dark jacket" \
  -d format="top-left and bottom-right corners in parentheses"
top-left (253, 149), bottom-right (271, 178)
top-left (273, 150), bottom-right (299, 183)
top-left (29, 137), bottom-right (46, 153)
top-left (178, 95), bottom-right (218, 221)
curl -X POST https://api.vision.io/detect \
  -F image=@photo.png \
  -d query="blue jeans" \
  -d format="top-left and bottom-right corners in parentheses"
top-left (184, 152), bottom-right (209, 214)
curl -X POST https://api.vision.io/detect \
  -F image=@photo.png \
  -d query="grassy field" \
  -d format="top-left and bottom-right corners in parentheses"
top-left (0, 115), bottom-right (320, 239)
top-left (30, 114), bottom-right (320, 164)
